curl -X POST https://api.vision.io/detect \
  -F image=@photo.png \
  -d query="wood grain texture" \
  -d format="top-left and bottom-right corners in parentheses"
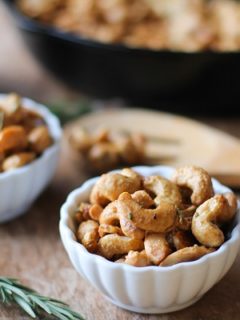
top-left (1, 144), bottom-right (240, 320)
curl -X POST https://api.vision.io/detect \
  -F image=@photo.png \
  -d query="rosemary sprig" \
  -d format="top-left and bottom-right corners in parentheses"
top-left (0, 277), bottom-right (85, 320)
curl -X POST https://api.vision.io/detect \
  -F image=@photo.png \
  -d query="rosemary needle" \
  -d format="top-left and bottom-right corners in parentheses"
top-left (0, 277), bottom-right (84, 320)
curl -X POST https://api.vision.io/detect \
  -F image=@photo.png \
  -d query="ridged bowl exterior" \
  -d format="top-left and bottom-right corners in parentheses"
top-left (0, 95), bottom-right (62, 223)
top-left (60, 166), bottom-right (240, 313)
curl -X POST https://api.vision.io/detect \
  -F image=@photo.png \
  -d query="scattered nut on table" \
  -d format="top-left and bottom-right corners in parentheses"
top-left (75, 165), bottom-right (238, 267)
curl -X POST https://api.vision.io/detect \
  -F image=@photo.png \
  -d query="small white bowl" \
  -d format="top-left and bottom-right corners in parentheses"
top-left (0, 95), bottom-right (62, 223)
top-left (60, 166), bottom-right (240, 314)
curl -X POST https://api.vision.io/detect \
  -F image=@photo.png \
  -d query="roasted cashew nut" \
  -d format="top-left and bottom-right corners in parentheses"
top-left (89, 204), bottom-right (103, 221)
top-left (77, 220), bottom-right (99, 253)
top-left (90, 168), bottom-right (142, 206)
top-left (223, 192), bottom-right (238, 221)
top-left (117, 192), bottom-right (176, 233)
top-left (192, 194), bottom-right (232, 247)
top-left (160, 245), bottom-right (215, 267)
top-left (2, 152), bottom-right (36, 171)
top-left (131, 190), bottom-right (154, 208)
top-left (0, 125), bottom-right (28, 153)
top-left (144, 175), bottom-right (182, 206)
top-left (124, 250), bottom-right (150, 267)
top-left (175, 205), bottom-right (196, 231)
top-left (171, 230), bottom-right (195, 250)
top-left (144, 232), bottom-right (171, 265)
top-left (98, 234), bottom-right (144, 259)
top-left (98, 224), bottom-right (123, 237)
top-left (172, 165), bottom-right (214, 205)
top-left (75, 202), bottom-right (92, 223)
top-left (28, 125), bottom-right (52, 154)
top-left (100, 200), bottom-right (145, 240)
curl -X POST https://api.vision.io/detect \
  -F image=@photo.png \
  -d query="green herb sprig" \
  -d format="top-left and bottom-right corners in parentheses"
top-left (0, 277), bottom-right (84, 320)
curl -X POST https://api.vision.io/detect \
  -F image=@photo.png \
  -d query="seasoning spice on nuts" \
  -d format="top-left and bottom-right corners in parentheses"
top-left (0, 93), bottom-right (53, 172)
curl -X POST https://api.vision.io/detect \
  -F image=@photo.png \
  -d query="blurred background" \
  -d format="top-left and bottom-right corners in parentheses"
top-left (0, 2), bottom-right (76, 102)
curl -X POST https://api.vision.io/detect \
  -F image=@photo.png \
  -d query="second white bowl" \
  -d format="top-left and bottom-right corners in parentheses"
top-left (60, 166), bottom-right (240, 314)
top-left (0, 95), bottom-right (62, 223)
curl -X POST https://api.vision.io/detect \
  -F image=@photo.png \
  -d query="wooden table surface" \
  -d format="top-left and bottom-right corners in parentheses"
top-left (1, 3), bottom-right (240, 320)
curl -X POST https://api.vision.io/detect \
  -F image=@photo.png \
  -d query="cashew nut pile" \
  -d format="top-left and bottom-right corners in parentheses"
top-left (69, 127), bottom-right (146, 173)
top-left (0, 93), bottom-right (53, 172)
top-left (18, 0), bottom-right (240, 52)
top-left (75, 166), bottom-right (238, 267)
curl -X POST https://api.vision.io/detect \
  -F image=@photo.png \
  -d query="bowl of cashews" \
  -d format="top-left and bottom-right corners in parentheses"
top-left (60, 165), bottom-right (240, 314)
top-left (0, 93), bottom-right (62, 223)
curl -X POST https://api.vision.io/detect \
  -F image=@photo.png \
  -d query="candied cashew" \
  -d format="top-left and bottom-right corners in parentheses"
top-left (223, 192), bottom-right (238, 221)
top-left (117, 192), bottom-right (176, 233)
top-left (89, 203), bottom-right (103, 221)
top-left (160, 245), bottom-right (215, 267)
top-left (144, 175), bottom-right (182, 206)
top-left (172, 230), bottom-right (195, 250)
top-left (98, 224), bottom-right (123, 237)
top-left (77, 220), bottom-right (99, 252)
top-left (75, 202), bottom-right (92, 222)
top-left (100, 201), bottom-right (145, 240)
top-left (192, 194), bottom-right (235, 247)
top-left (0, 93), bottom-right (21, 115)
top-left (125, 250), bottom-right (150, 267)
top-left (28, 125), bottom-right (52, 153)
top-left (144, 233), bottom-right (171, 265)
top-left (90, 168), bottom-right (142, 205)
top-left (175, 205), bottom-right (196, 231)
top-left (172, 165), bottom-right (214, 205)
top-left (0, 93), bottom-right (24, 125)
top-left (2, 152), bottom-right (36, 171)
top-left (131, 190), bottom-right (154, 208)
top-left (115, 257), bottom-right (126, 264)
top-left (98, 234), bottom-right (144, 259)
top-left (0, 126), bottom-right (28, 152)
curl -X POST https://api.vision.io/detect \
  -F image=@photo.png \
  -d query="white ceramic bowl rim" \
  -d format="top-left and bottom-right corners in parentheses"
top-left (0, 94), bottom-right (62, 180)
top-left (60, 165), bottom-right (240, 273)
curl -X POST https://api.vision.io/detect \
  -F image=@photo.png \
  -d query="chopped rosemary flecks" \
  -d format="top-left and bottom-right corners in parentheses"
top-left (128, 212), bottom-right (133, 220)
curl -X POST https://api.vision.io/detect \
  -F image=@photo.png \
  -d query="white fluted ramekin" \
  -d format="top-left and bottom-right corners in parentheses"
top-left (60, 166), bottom-right (240, 314)
top-left (0, 95), bottom-right (62, 223)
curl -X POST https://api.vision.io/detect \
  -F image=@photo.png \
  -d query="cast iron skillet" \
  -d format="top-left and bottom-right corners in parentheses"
top-left (3, 0), bottom-right (240, 112)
